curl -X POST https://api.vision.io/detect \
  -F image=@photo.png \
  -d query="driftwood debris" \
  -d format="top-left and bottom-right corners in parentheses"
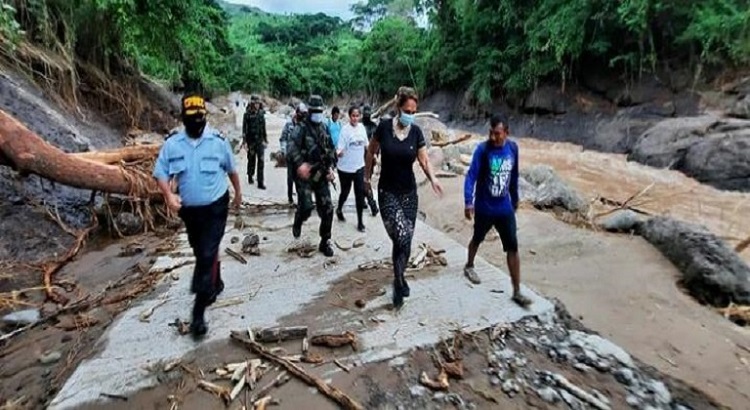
top-left (432, 134), bottom-right (471, 148)
top-left (419, 369), bottom-right (450, 391)
top-left (249, 371), bottom-right (289, 405)
top-left (0, 109), bottom-right (160, 198)
top-left (198, 380), bottom-right (231, 404)
top-left (225, 247), bottom-right (248, 264)
top-left (231, 331), bottom-right (365, 410)
top-left (310, 331), bottom-right (358, 351)
top-left (254, 326), bottom-right (309, 343)
top-left (551, 373), bottom-right (611, 410)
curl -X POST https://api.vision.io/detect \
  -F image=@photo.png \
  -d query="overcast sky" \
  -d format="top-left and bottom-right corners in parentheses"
top-left (227, 0), bottom-right (359, 20)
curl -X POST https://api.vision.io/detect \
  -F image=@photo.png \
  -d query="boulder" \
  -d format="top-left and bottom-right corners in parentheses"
top-left (523, 86), bottom-right (569, 114)
top-left (427, 147), bottom-right (445, 169)
top-left (415, 116), bottom-right (450, 149)
top-left (637, 216), bottom-right (750, 306)
top-left (115, 212), bottom-right (143, 236)
top-left (629, 116), bottom-right (750, 191)
top-left (521, 165), bottom-right (589, 214)
top-left (598, 210), bottom-right (644, 233)
top-left (729, 95), bottom-right (750, 119)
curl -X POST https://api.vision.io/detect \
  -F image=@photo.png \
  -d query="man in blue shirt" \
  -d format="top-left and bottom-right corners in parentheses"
top-left (153, 94), bottom-right (243, 337)
top-left (463, 114), bottom-right (531, 308)
top-left (326, 106), bottom-right (342, 147)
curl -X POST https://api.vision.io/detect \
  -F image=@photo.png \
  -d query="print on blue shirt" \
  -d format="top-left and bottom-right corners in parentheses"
top-left (489, 155), bottom-right (514, 198)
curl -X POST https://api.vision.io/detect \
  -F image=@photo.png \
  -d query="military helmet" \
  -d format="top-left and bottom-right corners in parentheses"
top-left (307, 95), bottom-right (325, 113)
top-left (362, 104), bottom-right (372, 116)
top-left (250, 94), bottom-right (261, 102)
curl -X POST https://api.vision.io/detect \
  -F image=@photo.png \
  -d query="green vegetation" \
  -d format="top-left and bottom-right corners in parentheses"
top-left (2, 0), bottom-right (749, 106)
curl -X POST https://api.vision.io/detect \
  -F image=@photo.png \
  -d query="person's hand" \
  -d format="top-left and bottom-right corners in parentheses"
top-left (297, 163), bottom-right (312, 180)
top-left (464, 207), bottom-right (474, 221)
top-left (431, 179), bottom-right (444, 198)
top-left (326, 168), bottom-right (336, 182)
top-left (166, 193), bottom-right (182, 212)
top-left (232, 193), bottom-right (242, 210)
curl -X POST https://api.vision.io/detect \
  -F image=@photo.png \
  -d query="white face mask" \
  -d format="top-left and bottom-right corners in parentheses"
top-left (310, 112), bottom-right (324, 123)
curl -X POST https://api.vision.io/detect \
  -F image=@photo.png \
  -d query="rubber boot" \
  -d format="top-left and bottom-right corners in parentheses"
top-left (190, 294), bottom-right (209, 338)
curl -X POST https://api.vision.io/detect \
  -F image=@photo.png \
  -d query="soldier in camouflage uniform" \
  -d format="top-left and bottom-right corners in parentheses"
top-left (287, 95), bottom-right (337, 257)
top-left (361, 105), bottom-right (379, 216)
top-left (241, 95), bottom-right (268, 189)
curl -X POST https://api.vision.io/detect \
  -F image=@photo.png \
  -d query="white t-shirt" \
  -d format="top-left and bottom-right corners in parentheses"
top-left (336, 122), bottom-right (368, 173)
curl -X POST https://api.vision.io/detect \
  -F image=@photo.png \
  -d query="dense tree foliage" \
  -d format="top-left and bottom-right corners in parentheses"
top-left (1, 0), bottom-right (748, 104)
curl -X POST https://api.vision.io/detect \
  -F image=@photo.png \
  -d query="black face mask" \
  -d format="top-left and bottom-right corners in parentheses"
top-left (183, 115), bottom-right (206, 138)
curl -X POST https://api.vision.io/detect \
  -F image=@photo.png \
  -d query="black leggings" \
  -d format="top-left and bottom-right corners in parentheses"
top-left (378, 189), bottom-right (418, 281)
top-left (337, 168), bottom-right (366, 224)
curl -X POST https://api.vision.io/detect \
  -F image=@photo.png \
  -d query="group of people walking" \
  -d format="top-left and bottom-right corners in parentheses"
top-left (153, 89), bottom-right (531, 338)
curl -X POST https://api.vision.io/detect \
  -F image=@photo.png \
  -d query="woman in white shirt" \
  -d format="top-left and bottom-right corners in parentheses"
top-left (336, 106), bottom-right (369, 232)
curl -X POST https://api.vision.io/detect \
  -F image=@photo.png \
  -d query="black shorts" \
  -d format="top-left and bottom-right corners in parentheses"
top-left (472, 212), bottom-right (518, 252)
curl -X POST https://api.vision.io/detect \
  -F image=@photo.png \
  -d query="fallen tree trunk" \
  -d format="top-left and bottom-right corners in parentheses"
top-left (0, 109), bottom-right (160, 198)
top-left (71, 145), bottom-right (161, 164)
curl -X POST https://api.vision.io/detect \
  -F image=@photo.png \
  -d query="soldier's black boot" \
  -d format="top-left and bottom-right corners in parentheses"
top-left (336, 208), bottom-right (346, 222)
top-left (292, 213), bottom-right (302, 239)
top-left (319, 239), bottom-right (334, 257)
top-left (190, 294), bottom-right (209, 338)
top-left (207, 261), bottom-right (224, 306)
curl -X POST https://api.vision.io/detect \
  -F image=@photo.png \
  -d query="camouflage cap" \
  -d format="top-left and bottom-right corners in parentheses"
top-left (250, 94), bottom-right (261, 103)
top-left (307, 95), bottom-right (325, 112)
top-left (362, 104), bottom-right (372, 115)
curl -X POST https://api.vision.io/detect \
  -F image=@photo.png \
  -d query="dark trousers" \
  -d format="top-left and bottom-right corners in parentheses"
top-left (178, 192), bottom-right (229, 298)
top-left (247, 145), bottom-right (265, 184)
top-left (296, 180), bottom-right (333, 240)
top-left (378, 189), bottom-right (418, 281)
top-left (337, 168), bottom-right (366, 224)
top-left (287, 163), bottom-right (295, 202)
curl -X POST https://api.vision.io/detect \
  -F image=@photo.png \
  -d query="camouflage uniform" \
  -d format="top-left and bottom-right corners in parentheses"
top-left (287, 117), bottom-right (337, 244)
top-left (242, 97), bottom-right (268, 186)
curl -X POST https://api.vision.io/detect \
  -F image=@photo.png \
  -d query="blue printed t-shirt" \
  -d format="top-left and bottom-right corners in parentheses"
top-left (464, 140), bottom-right (519, 216)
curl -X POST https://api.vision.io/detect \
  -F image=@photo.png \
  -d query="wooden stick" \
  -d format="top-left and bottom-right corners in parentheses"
top-left (249, 371), bottom-right (289, 403)
top-left (735, 235), bottom-right (750, 253)
top-left (432, 134), bottom-right (471, 148)
top-left (254, 326), bottom-right (308, 343)
top-left (225, 247), bottom-right (248, 264)
top-left (231, 331), bottom-right (365, 410)
top-left (551, 374), bottom-right (611, 410)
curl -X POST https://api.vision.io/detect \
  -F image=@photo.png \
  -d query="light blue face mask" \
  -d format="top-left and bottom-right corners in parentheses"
top-left (399, 113), bottom-right (415, 127)
top-left (310, 112), bottom-right (324, 123)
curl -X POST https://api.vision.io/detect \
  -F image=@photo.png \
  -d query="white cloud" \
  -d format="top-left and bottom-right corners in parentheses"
top-left (227, 0), bottom-right (359, 19)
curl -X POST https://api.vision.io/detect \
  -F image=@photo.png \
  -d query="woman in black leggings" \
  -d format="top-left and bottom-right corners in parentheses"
top-left (365, 89), bottom-right (443, 308)
top-left (336, 106), bottom-right (368, 232)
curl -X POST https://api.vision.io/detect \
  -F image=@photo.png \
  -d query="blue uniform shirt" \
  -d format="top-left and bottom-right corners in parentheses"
top-left (153, 126), bottom-right (237, 206)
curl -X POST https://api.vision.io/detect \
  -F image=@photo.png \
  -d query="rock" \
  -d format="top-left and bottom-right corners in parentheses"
top-left (523, 85), bottom-right (570, 114)
top-left (445, 393), bottom-right (464, 406)
top-left (637, 217), bottom-right (750, 306)
top-left (242, 234), bottom-right (261, 255)
top-left (646, 380), bottom-right (672, 405)
top-left (594, 359), bottom-right (612, 372)
top-left (442, 145), bottom-right (461, 162)
top-left (521, 165), bottom-right (589, 214)
top-left (433, 392), bottom-right (446, 402)
top-left (513, 357), bottom-right (528, 367)
top-left (599, 210), bottom-right (644, 233)
top-left (614, 367), bottom-right (636, 386)
top-left (729, 95), bottom-right (750, 119)
top-left (626, 395), bottom-right (641, 408)
top-left (568, 330), bottom-right (634, 367)
top-left (115, 212), bottom-right (143, 236)
top-left (409, 385), bottom-right (428, 398)
top-left (573, 362), bottom-right (591, 372)
top-left (458, 140), bottom-right (480, 156)
top-left (501, 379), bottom-right (521, 396)
top-left (518, 177), bottom-right (538, 203)
top-left (415, 116), bottom-right (452, 148)
top-left (39, 351), bottom-right (62, 364)
top-left (538, 335), bottom-right (551, 346)
top-left (2, 308), bottom-right (41, 326)
top-left (496, 348), bottom-right (516, 361)
top-left (536, 387), bottom-right (561, 404)
top-left (489, 376), bottom-right (501, 386)
top-left (230, 236), bottom-right (239, 244)
top-left (629, 116), bottom-right (750, 191)
top-left (427, 147), bottom-right (445, 169)
top-left (556, 348), bottom-right (572, 361)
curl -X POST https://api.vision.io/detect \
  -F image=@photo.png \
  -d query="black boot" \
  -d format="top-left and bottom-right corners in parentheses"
top-left (392, 278), bottom-right (404, 309)
top-left (248, 176), bottom-right (254, 184)
top-left (190, 294), bottom-right (209, 338)
top-left (207, 261), bottom-right (224, 306)
top-left (336, 208), bottom-right (346, 222)
top-left (368, 196), bottom-right (379, 217)
top-left (292, 213), bottom-right (302, 238)
top-left (258, 183), bottom-right (266, 190)
top-left (319, 239), bottom-right (334, 257)
top-left (402, 277), bottom-right (410, 298)
top-left (357, 223), bottom-right (366, 232)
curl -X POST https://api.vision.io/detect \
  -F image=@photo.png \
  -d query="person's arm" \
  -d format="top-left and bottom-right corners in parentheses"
top-left (280, 122), bottom-right (291, 154)
top-left (510, 141), bottom-right (519, 211)
top-left (222, 138), bottom-right (242, 200)
top-left (262, 115), bottom-right (268, 144)
top-left (336, 126), bottom-right (348, 157)
top-left (464, 144), bottom-right (482, 218)
top-left (365, 122), bottom-right (384, 187)
top-left (152, 143), bottom-right (181, 211)
top-left (415, 128), bottom-right (443, 197)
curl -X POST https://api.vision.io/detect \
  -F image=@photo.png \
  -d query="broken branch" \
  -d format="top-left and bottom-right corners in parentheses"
top-left (254, 326), bottom-right (308, 343)
top-left (225, 247), bottom-right (248, 264)
top-left (231, 331), bottom-right (365, 410)
top-left (310, 331), bottom-right (358, 351)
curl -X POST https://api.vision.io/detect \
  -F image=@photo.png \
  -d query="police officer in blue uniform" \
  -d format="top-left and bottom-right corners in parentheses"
top-left (153, 94), bottom-right (243, 337)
